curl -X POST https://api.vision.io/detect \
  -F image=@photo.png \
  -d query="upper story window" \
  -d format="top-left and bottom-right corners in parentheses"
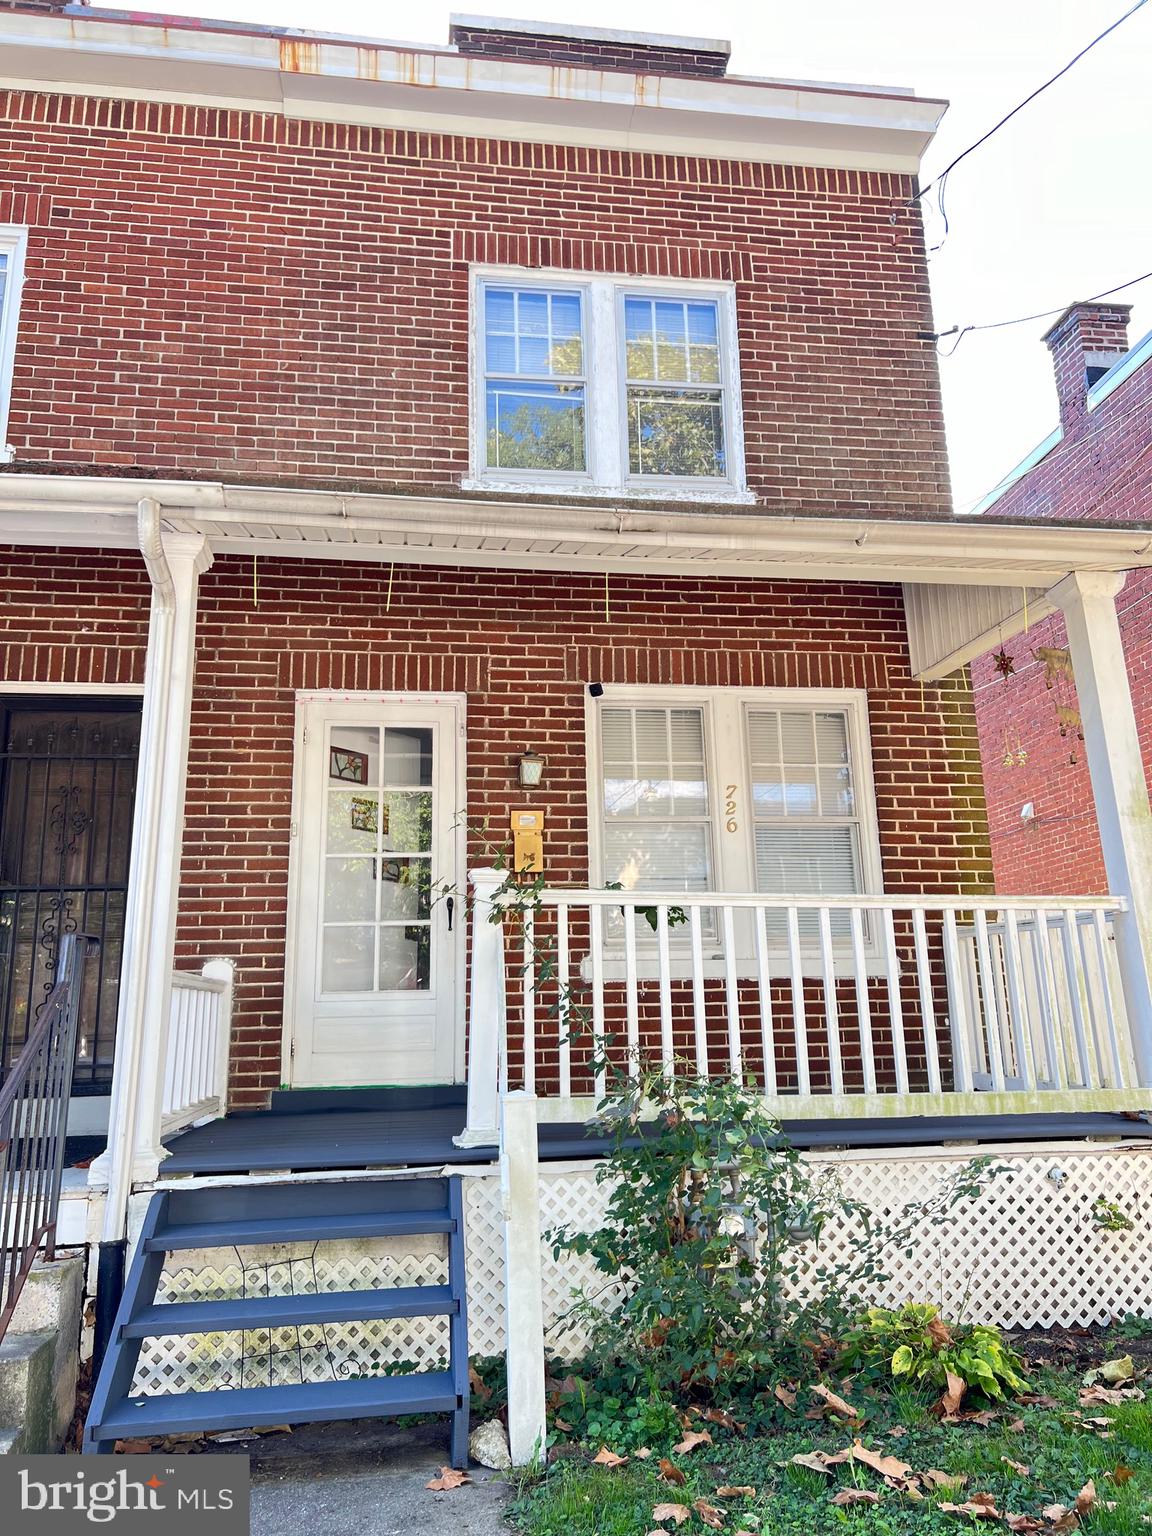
top-left (0, 227), bottom-right (28, 463)
top-left (470, 270), bottom-right (749, 500)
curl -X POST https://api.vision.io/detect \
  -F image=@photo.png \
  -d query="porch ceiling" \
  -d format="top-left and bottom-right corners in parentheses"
top-left (2, 474), bottom-right (1152, 590)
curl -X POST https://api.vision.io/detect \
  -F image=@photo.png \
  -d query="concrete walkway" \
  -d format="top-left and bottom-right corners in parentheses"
top-left (239, 1420), bottom-right (511, 1536)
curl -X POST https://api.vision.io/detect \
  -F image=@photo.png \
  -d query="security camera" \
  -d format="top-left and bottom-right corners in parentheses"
top-left (588, 682), bottom-right (604, 698)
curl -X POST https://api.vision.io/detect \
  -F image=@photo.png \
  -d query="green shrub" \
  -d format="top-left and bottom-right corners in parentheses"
top-left (839, 1303), bottom-right (1029, 1401)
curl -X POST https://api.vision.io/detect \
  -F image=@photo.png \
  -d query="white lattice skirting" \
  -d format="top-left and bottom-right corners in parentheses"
top-left (131, 1143), bottom-right (1152, 1396)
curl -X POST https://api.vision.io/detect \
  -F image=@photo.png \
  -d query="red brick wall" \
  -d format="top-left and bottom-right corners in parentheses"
top-left (0, 90), bottom-right (947, 514)
top-left (973, 340), bottom-right (1152, 894)
top-left (0, 548), bottom-right (991, 1106)
top-left (448, 24), bottom-right (730, 76)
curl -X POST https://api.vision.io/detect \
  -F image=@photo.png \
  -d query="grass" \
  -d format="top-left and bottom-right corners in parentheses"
top-left (506, 1366), bottom-right (1152, 1535)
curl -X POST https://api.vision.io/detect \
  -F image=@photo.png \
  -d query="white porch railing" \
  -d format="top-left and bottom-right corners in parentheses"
top-left (461, 874), bottom-right (1145, 1132)
top-left (160, 959), bottom-right (234, 1137)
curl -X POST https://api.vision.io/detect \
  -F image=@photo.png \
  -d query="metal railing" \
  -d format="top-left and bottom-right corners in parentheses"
top-left (0, 932), bottom-right (97, 1341)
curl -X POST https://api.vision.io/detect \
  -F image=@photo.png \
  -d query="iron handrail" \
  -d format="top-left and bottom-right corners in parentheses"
top-left (0, 932), bottom-right (98, 1341)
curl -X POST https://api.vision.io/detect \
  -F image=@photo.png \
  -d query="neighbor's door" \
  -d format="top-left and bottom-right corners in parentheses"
top-left (288, 697), bottom-right (463, 1087)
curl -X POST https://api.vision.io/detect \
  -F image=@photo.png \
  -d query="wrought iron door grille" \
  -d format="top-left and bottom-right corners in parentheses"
top-left (0, 704), bottom-right (140, 1089)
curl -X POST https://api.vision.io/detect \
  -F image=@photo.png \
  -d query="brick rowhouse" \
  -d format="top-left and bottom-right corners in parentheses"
top-left (0, 12), bottom-right (989, 1107)
top-left (973, 303), bottom-right (1152, 895)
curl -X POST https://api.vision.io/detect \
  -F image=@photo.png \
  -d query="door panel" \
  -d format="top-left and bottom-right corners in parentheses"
top-left (289, 699), bottom-right (462, 1087)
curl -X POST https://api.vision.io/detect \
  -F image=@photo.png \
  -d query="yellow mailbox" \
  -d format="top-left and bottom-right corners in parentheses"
top-left (511, 808), bottom-right (545, 875)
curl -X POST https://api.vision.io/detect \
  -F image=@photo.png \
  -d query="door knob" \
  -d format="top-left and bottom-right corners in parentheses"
top-left (446, 896), bottom-right (455, 933)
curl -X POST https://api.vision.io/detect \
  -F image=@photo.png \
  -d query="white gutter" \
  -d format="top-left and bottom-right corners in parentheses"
top-left (99, 497), bottom-right (175, 1243)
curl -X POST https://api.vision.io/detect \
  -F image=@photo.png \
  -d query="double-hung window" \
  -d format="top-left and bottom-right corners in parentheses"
top-left (590, 688), bottom-right (882, 964)
top-left (0, 227), bottom-right (28, 463)
top-left (471, 270), bottom-right (748, 498)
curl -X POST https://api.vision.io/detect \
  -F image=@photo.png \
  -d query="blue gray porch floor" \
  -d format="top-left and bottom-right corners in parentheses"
top-left (157, 1097), bottom-right (1152, 1176)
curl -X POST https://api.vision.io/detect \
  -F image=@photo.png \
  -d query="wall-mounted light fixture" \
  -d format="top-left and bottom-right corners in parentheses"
top-left (518, 750), bottom-right (546, 788)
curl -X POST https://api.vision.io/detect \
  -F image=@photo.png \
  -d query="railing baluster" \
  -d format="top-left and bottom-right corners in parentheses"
top-left (911, 908), bottom-right (941, 1095)
top-left (973, 910), bottom-right (1007, 1093)
top-left (689, 905), bottom-right (709, 1077)
top-left (1001, 909), bottom-right (1036, 1091)
top-left (817, 906), bottom-right (842, 1096)
top-left (722, 905), bottom-right (742, 1082)
top-left (557, 900), bottom-right (572, 1098)
top-left (522, 906), bottom-right (536, 1095)
top-left (589, 903), bottom-right (605, 1100)
top-left (656, 905), bottom-right (674, 1073)
top-left (622, 903), bottom-right (640, 1081)
top-left (941, 908), bottom-right (974, 1092)
top-left (754, 905), bottom-right (776, 1096)
top-left (881, 908), bottom-right (908, 1095)
top-left (1031, 908), bottom-right (1068, 1089)
top-left (1060, 907), bottom-right (1094, 1089)
top-left (787, 905), bottom-right (809, 1097)
top-left (849, 906), bottom-right (875, 1095)
top-left (1092, 908), bottom-right (1127, 1089)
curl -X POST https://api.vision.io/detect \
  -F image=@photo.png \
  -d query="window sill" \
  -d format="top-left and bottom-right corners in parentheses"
top-left (461, 477), bottom-right (757, 506)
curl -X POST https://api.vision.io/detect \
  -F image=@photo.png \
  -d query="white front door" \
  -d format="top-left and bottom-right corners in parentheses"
top-left (287, 695), bottom-right (464, 1087)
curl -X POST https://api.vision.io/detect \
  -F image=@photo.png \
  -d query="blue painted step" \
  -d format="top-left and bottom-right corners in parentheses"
top-left (94, 1372), bottom-right (459, 1438)
top-left (121, 1285), bottom-right (457, 1338)
top-left (85, 1176), bottom-right (470, 1466)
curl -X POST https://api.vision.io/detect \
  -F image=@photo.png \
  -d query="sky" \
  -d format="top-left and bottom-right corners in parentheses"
top-left (90, 0), bottom-right (1152, 511)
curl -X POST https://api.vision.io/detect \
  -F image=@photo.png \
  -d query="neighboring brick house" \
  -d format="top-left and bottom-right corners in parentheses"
top-left (972, 304), bottom-right (1152, 894)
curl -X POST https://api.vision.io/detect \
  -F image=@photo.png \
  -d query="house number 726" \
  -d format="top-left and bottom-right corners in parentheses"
top-left (725, 784), bottom-right (739, 833)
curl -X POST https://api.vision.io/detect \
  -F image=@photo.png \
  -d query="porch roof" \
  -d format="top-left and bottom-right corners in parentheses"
top-left (2, 473), bottom-right (1151, 591)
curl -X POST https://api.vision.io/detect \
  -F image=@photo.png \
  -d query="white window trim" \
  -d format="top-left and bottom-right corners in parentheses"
top-left (584, 684), bottom-right (886, 979)
top-left (465, 265), bottom-right (753, 503)
top-left (0, 225), bottom-right (28, 466)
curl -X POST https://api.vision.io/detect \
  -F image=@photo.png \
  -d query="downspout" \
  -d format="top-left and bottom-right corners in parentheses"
top-left (92, 497), bottom-right (176, 1368)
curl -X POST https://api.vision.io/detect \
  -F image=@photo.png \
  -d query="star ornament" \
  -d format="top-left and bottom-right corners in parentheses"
top-left (992, 648), bottom-right (1016, 680)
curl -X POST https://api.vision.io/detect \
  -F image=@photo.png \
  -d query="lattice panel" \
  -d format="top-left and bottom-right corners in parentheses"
top-left (132, 1239), bottom-right (449, 1396)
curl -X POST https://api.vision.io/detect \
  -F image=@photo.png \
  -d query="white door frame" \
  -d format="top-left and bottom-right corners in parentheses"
top-left (281, 690), bottom-right (468, 1087)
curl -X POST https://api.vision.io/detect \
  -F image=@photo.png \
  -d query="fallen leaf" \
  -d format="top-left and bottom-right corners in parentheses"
top-left (692, 1498), bottom-right (725, 1530)
top-left (939, 1492), bottom-right (1001, 1519)
top-left (672, 1430), bottom-right (712, 1455)
top-left (773, 1383), bottom-right (797, 1409)
top-left (889, 1425), bottom-right (908, 1437)
top-left (787, 1449), bottom-right (853, 1475)
top-left (715, 1486), bottom-right (756, 1498)
top-left (927, 1317), bottom-right (954, 1350)
top-left (651, 1504), bottom-right (690, 1526)
top-left (1075, 1480), bottom-right (1096, 1515)
top-left (832, 1489), bottom-right (881, 1506)
top-left (1081, 1383), bottom-right (1144, 1406)
top-left (658, 1459), bottom-right (687, 1486)
top-left (1018, 1393), bottom-right (1061, 1409)
top-left (1080, 1416), bottom-right (1115, 1431)
top-left (1099, 1356), bottom-right (1134, 1384)
top-left (634, 1447), bottom-right (653, 1460)
top-left (1111, 1464), bottom-right (1135, 1485)
top-left (811, 1382), bottom-right (861, 1420)
top-left (922, 1471), bottom-right (968, 1491)
top-left (851, 1441), bottom-right (914, 1481)
top-left (1005, 1517), bottom-right (1045, 1532)
top-left (113, 1440), bottom-right (153, 1454)
top-left (469, 1365), bottom-right (492, 1401)
top-left (1005, 1418), bottom-right (1026, 1432)
top-left (934, 1369), bottom-right (966, 1419)
top-left (592, 1448), bottom-right (628, 1467)
top-left (426, 1468), bottom-right (471, 1491)
top-left (701, 1405), bottom-right (743, 1431)
top-left (1001, 1457), bottom-right (1031, 1476)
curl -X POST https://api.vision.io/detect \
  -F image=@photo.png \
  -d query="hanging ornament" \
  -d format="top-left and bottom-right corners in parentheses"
top-left (992, 647), bottom-right (1016, 680)
top-left (1000, 728), bottom-right (1028, 768)
top-left (1034, 645), bottom-right (1073, 690)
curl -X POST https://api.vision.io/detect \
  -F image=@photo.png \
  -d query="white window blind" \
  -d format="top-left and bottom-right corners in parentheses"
top-left (0, 227), bottom-right (27, 458)
top-left (600, 706), bottom-right (713, 893)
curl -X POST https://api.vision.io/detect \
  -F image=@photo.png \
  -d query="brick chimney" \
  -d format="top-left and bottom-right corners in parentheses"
top-left (1043, 301), bottom-right (1131, 432)
top-left (448, 15), bottom-right (730, 77)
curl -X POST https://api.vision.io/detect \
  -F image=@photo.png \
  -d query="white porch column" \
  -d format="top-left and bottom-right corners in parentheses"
top-left (501, 1091), bottom-right (547, 1466)
top-left (453, 866), bottom-right (506, 1148)
top-left (1050, 569), bottom-right (1152, 1086)
top-left (100, 507), bottom-right (213, 1239)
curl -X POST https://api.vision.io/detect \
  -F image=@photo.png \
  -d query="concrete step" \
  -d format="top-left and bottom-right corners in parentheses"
top-left (0, 1330), bottom-right (56, 1452)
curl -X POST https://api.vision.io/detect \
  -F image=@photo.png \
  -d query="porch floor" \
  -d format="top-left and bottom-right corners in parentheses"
top-left (157, 1103), bottom-right (1152, 1177)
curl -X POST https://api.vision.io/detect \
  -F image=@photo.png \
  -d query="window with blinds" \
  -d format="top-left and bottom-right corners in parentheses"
top-left (747, 708), bottom-right (862, 897)
top-left (600, 706), bottom-right (713, 895)
top-left (0, 228), bottom-right (27, 456)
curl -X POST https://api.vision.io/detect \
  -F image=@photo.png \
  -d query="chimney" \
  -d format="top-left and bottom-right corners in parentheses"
top-left (1043, 301), bottom-right (1131, 432)
top-left (448, 15), bottom-right (730, 77)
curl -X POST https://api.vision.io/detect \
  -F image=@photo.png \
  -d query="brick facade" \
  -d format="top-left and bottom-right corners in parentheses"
top-left (448, 23), bottom-right (730, 77)
top-left (0, 89), bottom-right (947, 514)
top-left (973, 306), bottom-right (1152, 893)
top-left (0, 549), bottom-right (990, 1106)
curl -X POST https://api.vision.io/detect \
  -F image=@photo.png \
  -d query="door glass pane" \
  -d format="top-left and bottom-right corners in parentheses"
top-left (328, 726), bottom-right (378, 786)
top-left (379, 925), bottom-right (431, 991)
top-left (378, 859), bottom-right (431, 920)
top-left (383, 728), bottom-right (433, 787)
top-left (323, 857), bottom-right (376, 923)
top-left (326, 791), bottom-right (379, 854)
top-left (380, 791), bottom-right (432, 853)
top-left (322, 925), bottom-right (375, 992)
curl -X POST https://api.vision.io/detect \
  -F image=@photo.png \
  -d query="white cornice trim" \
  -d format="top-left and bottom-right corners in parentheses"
top-left (0, 12), bottom-right (947, 173)
top-left (0, 474), bottom-right (1150, 589)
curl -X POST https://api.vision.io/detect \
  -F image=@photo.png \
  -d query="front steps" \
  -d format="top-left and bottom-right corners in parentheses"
top-left (83, 1176), bottom-right (470, 1462)
top-left (0, 1252), bottom-right (85, 1453)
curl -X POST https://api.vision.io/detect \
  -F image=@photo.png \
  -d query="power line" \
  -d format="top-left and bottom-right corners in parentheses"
top-left (916, 0), bottom-right (1149, 206)
top-left (932, 267), bottom-right (1152, 357)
